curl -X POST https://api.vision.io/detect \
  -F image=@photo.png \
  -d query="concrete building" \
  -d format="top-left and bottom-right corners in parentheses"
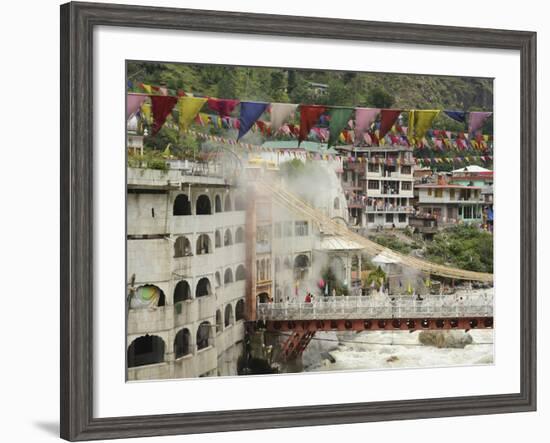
top-left (126, 164), bottom-right (248, 380)
top-left (415, 175), bottom-right (484, 225)
top-left (126, 150), bottom-right (359, 380)
top-left (341, 146), bottom-right (415, 230)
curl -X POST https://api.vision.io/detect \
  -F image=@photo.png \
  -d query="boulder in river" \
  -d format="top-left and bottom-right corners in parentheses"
top-left (418, 330), bottom-right (473, 348)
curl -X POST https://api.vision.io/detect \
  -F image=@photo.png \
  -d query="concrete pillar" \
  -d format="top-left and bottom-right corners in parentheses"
top-left (245, 184), bottom-right (257, 321)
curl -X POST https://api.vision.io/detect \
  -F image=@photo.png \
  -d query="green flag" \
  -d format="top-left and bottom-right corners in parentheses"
top-left (328, 107), bottom-right (354, 147)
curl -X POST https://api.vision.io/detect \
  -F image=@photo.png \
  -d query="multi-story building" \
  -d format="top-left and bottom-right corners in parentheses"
top-left (126, 163), bottom-right (248, 380)
top-left (340, 146), bottom-right (415, 230)
top-left (415, 175), bottom-right (485, 225)
top-left (126, 150), bottom-right (360, 380)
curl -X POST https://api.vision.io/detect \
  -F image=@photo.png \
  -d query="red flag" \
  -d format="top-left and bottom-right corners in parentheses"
top-left (207, 98), bottom-right (240, 117)
top-left (379, 109), bottom-right (402, 138)
top-left (299, 105), bottom-right (327, 143)
top-left (150, 95), bottom-right (178, 135)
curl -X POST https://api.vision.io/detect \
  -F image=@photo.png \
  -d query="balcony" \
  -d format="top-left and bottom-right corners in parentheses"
top-left (366, 206), bottom-right (414, 213)
top-left (127, 305), bottom-right (173, 335)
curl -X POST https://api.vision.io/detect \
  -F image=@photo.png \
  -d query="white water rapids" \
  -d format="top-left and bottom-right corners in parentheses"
top-left (303, 288), bottom-right (494, 373)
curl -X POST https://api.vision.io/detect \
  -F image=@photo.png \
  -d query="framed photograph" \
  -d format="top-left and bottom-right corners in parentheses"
top-left (60, 1), bottom-right (536, 440)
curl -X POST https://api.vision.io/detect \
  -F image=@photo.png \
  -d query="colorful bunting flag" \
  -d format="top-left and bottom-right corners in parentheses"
top-left (177, 97), bottom-right (207, 131)
top-left (328, 107), bottom-right (354, 147)
top-left (444, 110), bottom-right (467, 123)
top-left (207, 98), bottom-right (240, 117)
top-left (299, 105), bottom-right (327, 143)
top-left (468, 111), bottom-right (492, 134)
top-left (126, 93), bottom-right (147, 120)
top-left (238, 101), bottom-right (270, 139)
top-left (408, 110), bottom-right (440, 142)
top-left (150, 95), bottom-right (178, 135)
top-left (270, 103), bottom-right (298, 133)
top-left (354, 108), bottom-right (380, 146)
top-left (378, 109), bottom-right (402, 138)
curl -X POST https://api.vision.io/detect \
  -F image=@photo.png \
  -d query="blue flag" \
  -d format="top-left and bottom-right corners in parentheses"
top-left (444, 110), bottom-right (467, 123)
top-left (238, 101), bottom-right (269, 139)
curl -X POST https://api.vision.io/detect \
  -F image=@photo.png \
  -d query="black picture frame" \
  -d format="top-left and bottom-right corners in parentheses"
top-left (60, 1), bottom-right (537, 440)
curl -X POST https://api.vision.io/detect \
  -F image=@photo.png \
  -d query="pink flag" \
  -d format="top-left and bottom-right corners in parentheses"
top-left (468, 111), bottom-right (492, 134)
top-left (126, 93), bottom-right (147, 120)
top-left (354, 108), bottom-right (380, 145)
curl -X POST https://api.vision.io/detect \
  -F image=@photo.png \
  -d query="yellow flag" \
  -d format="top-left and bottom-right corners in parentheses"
top-left (141, 83), bottom-right (152, 94)
top-left (177, 97), bottom-right (207, 131)
top-left (409, 110), bottom-right (440, 142)
top-left (141, 102), bottom-right (151, 124)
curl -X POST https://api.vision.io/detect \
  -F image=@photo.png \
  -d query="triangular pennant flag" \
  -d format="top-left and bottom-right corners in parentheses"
top-left (409, 110), bottom-right (440, 142)
top-left (354, 108), bottom-right (380, 146)
top-left (140, 83), bottom-right (152, 94)
top-left (328, 108), bottom-right (354, 147)
top-left (270, 103), bottom-right (298, 133)
top-left (468, 111), bottom-right (492, 134)
top-left (378, 109), bottom-right (402, 139)
top-left (141, 101), bottom-right (152, 124)
top-left (177, 97), bottom-right (207, 131)
top-left (127, 93), bottom-right (147, 120)
top-left (238, 102), bottom-right (270, 139)
top-left (207, 98), bottom-right (240, 117)
top-left (444, 110), bottom-right (467, 123)
top-left (150, 95), bottom-right (178, 135)
top-left (299, 105), bottom-right (327, 143)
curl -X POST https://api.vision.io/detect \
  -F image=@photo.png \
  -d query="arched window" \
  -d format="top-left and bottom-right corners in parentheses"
top-left (196, 322), bottom-right (211, 350)
top-left (215, 195), bottom-right (222, 213)
top-left (173, 329), bottom-right (190, 359)
top-left (235, 195), bottom-right (246, 211)
top-left (294, 254), bottom-right (310, 281)
top-left (257, 292), bottom-right (269, 303)
top-left (235, 299), bottom-right (245, 321)
top-left (334, 197), bottom-right (340, 210)
top-left (235, 264), bottom-right (246, 281)
top-left (127, 335), bottom-right (165, 368)
top-left (329, 256), bottom-right (345, 282)
top-left (235, 227), bottom-right (245, 243)
top-left (224, 268), bottom-right (233, 284)
top-left (174, 236), bottom-right (192, 257)
top-left (224, 229), bottom-right (233, 246)
top-left (215, 230), bottom-right (222, 248)
top-left (215, 271), bottom-right (221, 288)
top-left (294, 254), bottom-right (310, 268)
top-left (216, 309), bottom-right (223, 333)
top-left (130, 285), bottom-right (165, 309)
top-left (224, 194), bottom-right (232, 212)
top-left (224, 304), bottom-right (234, 327)
top-left (196, 234), bottom-right (211, 255)
top-left (195, 277), bottom-right (211, 298)
top-left (173, 280), bottom-right (191, 304)
top-left (196, 195), bottom-right (212, 215)
top-left (260, 259), bottom-right (265, 281)
top-left (173, 194), bottom-right (191, 216)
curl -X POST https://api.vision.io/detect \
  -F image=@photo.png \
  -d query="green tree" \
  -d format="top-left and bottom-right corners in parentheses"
top-left (365, 85), bottom-right (395, 108)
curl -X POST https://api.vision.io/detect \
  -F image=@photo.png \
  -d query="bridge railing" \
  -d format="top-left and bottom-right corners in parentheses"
top-left (257, 294), bottom-right (493, 321)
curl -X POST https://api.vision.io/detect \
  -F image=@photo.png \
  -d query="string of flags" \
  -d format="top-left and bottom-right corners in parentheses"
top-left (127, 85), bottom-right (493, 150)
top-left (180, 129), bottom-right (492, 166)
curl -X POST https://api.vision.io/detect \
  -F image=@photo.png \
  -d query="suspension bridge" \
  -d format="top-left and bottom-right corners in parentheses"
top-left (251, 179), bottom-right (494, 361)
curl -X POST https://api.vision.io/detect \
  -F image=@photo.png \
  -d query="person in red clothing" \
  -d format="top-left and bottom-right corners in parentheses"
top-left (304, 293), bottom-right (312, 303)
